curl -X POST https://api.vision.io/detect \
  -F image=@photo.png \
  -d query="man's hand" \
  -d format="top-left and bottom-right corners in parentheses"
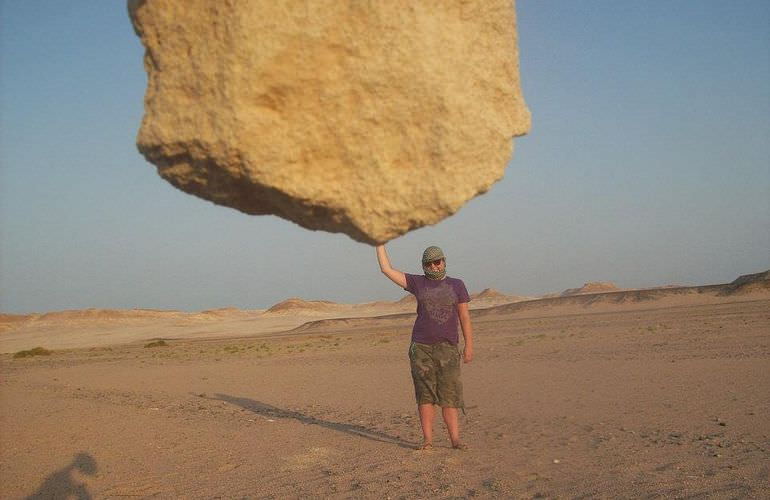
top-left (463, 345), bottom-right (473, 364)
top-left (457, 302), bottom-right (473, 364)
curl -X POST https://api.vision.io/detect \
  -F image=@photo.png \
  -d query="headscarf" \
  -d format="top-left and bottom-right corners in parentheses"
top-left (422, 246), bottom-right (446, 280)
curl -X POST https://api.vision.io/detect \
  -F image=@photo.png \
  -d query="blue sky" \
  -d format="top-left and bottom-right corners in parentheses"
top-left (1, 0), bottom-right (768, 313)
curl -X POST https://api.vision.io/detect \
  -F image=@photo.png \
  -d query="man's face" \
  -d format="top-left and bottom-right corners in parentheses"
top-left (424, 258), bottom-right (445, 272)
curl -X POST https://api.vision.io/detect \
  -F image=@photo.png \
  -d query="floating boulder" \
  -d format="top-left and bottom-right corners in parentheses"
top-left (128, 0), bottom-right (530, 244)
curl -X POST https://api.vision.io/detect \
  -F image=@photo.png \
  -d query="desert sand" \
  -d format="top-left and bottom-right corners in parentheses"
top-left (1, 275), bottom-right (768, 498)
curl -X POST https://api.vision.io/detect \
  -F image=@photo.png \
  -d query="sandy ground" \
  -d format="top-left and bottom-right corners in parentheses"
top-left (1, 292), bottom-right (769, 498)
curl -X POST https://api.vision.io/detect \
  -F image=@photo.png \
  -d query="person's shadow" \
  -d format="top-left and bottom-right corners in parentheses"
top-left (209, 393), bottom-right (415, 449)
top-left (26, 452), bottom-right (97, 499)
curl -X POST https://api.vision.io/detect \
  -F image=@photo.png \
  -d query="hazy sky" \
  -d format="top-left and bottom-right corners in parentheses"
top-left (1, 1), bottom-right (768, 313)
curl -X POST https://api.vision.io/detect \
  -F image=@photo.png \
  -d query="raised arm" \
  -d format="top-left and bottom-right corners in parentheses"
top-left (376, 245), bottom-right (407, 289)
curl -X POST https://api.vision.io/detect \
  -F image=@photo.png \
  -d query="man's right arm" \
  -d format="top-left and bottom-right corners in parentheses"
top-left (376, 245), bottom-right (407, 289)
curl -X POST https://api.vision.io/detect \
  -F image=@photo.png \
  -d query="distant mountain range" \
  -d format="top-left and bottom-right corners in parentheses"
top-left (2, 270), bottom-right (767, 326)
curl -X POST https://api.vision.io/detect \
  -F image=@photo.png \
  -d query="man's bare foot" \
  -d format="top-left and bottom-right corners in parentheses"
top-left (416, 442), bottom-right (433, 451)
top-left (451, 442), bottom-right (468, 450)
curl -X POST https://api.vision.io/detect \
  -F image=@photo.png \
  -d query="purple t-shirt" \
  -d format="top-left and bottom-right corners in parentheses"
top-left (405, 273), bottom-right (470, 345)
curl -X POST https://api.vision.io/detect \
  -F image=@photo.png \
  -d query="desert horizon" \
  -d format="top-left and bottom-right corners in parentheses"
top-left (2, 269), bottom-right (767, 355)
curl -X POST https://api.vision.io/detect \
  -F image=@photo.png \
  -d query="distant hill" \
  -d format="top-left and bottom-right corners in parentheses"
top-left (473, 270), bottom-right (770, 320)
top-left (38, 308), bottom-right (182, 322)
top-left (3, 271), bottom-right (767, 333)
top-left (264, 298), bottom-right (340, 315)
top-left (722, 270), bottom-right (770, 295)
top-left (561, 282), bottom-right (621, 296)
top-left (0, 308), bottom-right (186, 333)
top-left (396, 294), bottom-right (416, 305)
top-left (471, 288), bottom-right (531, 306)
top-left (472, 288), bottom-right (505, 299)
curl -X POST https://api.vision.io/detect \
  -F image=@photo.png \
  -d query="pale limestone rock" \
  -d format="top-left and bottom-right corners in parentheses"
top-left (128, 0), bottom-right (530, 244)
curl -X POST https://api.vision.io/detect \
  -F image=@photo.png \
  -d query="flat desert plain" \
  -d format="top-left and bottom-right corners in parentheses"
top-left (1, 284), bottom-right (769, 498)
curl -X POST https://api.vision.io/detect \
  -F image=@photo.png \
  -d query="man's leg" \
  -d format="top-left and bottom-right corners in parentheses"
top-left (435, 343), bottom-right (465, 449)
top-left (441, 406), bottom-right (463, 447)
top-left (418, 403), bottom-right (435, 448)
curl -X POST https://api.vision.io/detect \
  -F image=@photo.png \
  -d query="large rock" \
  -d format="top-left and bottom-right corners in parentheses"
top-left (128, 0), bottom-right (530, 244)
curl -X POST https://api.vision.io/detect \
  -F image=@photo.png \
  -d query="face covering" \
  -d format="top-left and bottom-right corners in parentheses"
top-left (423, 261), bottom-right (446, 280)
top-left (422, 245), bottom-right (446, 280)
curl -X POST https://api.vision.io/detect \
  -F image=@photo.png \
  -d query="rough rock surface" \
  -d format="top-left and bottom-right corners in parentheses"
top-left (128, 0), bottom-right (530, 244)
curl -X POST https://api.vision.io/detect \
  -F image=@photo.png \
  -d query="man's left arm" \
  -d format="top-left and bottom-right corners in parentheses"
top-left (457, 302), bottom-right (473, 363)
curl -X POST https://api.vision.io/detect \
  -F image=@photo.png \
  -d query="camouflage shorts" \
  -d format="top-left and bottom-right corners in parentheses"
top-left (408, 341), bottom-right (464, 409)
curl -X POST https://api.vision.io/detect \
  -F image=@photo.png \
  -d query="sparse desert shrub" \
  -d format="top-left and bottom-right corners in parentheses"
top-left (144, 340), bottom-right (169, 348)
top-left (14, 347), bottom-right (52, 358)
top-left (483, 478), bottom-right (502, 491)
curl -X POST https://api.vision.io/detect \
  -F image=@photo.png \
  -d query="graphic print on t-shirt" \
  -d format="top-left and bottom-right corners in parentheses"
top-left (421, 281), bottom-right (458, 324)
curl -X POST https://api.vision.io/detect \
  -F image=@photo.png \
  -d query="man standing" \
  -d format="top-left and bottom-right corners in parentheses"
top-left (376, 244), bottom-right (474, 450)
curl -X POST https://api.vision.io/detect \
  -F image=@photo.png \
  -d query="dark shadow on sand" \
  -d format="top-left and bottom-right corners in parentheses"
top-left (211, 394), bottom-right (415, 449)
top-left (26, 452), bottom-right (97, 499)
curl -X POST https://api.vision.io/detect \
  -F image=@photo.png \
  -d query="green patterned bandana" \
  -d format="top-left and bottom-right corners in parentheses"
top-left (424, 266), bottom-right (446, 280)
top-left (422, 246), bottom-right (446, 280)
